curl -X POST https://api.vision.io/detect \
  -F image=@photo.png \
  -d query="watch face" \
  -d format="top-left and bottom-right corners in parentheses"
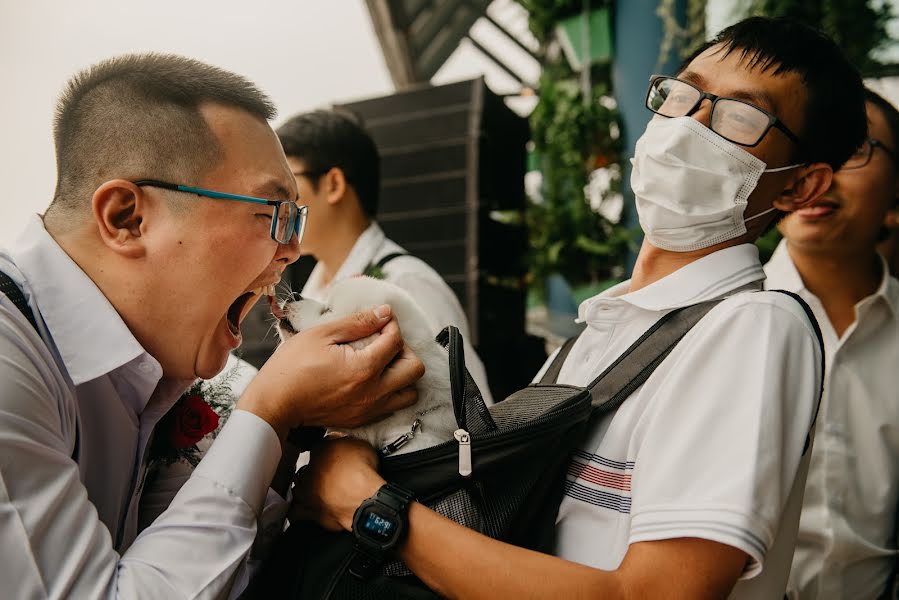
top-left (361, 509), bottom-right (396, 542)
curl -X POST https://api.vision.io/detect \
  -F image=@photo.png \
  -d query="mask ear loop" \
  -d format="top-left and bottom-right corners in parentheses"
top-left (744, 205), bottom-right (779, 223)
top-left (764, 162), bottom-right (805, 173)
top-left (746, 162), bottom-right (807, 221)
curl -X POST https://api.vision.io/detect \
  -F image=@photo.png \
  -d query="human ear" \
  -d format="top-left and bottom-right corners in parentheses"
top-left (91, 179), bottom-right (147, 258)
top-left (772, 163), bottom-right (833, 213)
top-left (322, 167), bottom-right (348, 206)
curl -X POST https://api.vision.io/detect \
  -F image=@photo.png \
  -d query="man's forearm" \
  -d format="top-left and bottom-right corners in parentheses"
top-left (399, 503), bottom-right (623, 600)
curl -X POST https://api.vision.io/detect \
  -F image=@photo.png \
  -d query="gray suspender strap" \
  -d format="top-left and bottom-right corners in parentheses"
top-left (0, 270), bottom-right (38, 332)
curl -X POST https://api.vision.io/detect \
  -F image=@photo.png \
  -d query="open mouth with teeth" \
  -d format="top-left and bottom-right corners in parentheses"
top-left (224, 284), bottom-right (279, 343)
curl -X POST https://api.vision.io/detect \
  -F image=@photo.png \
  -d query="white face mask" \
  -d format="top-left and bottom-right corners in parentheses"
top-left (630, 116), bottom-right (801, 252)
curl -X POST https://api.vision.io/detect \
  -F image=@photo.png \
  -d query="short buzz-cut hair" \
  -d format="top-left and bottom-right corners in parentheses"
top-left (46, 53), bottom-right (276, 227)
top-left (681, 16), bottom-right (866, 171)
top-left (276, 109), bottom-right (380, 218)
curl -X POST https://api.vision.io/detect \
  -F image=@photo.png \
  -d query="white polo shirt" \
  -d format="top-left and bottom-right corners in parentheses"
top-left (765, 240), bottom-right (899, 600)
top-left (545, 244), bottom-right (822, 599)
top-left (303, 222), bottom-right (493, 404)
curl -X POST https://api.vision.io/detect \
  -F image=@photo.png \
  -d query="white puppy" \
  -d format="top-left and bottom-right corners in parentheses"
top-left (274, 276), bottom-right (456, 455)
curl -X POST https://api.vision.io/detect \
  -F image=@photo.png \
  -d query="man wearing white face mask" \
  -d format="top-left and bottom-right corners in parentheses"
top-left (292, 17), bottom-right (863, 599)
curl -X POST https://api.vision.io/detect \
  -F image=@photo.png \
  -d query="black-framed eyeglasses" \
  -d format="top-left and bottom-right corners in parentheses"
top-left (134, 179), bottom-right (307, 245)
top-left (841, 138), bottom-right (899, 170)
top-left (645, 75), bottom-right (802, 148)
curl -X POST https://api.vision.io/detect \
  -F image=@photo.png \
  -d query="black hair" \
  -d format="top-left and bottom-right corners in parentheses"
top-left (681, 16), bottom-right (866, 170)
top-left (276, 109), bottom-right (380, 218)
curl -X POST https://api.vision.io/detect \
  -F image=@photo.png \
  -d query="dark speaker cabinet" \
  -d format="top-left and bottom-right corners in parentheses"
top-left (240, 78), bottom-right (543, 401)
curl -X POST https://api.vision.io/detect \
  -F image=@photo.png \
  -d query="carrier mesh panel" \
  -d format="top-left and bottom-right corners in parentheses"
top-left (488, 386), bottom-right (578, 429)
top-left (333, 575), bottom-right (429, 600)
top-left (461, 368), bottom-right (496, 435)
top-left (382, 488), bottom-right (484, 577)
top-left (481, 465), bottom-right (545, 538)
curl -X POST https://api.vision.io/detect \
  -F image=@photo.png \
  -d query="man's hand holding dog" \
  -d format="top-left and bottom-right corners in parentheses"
top-left (238, 304), bottom-right (425, 442)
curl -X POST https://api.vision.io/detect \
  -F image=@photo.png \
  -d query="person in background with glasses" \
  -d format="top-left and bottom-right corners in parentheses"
top-left (763, 88), bottom-right (899, 599)
top-left (275, 110), bottom-right (492, 403)
top-left (294, 17), bottom-right (860, 600)
top-left (0, 54), bottom-right (424, 598)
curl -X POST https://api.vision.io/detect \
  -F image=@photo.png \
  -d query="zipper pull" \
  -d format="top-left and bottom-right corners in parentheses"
top-left (380, 418), bottom-right (425, 456)
top-left (454, 429), bottom-right (472, 477)
top-left (380, 433), bottom-right (412, 456)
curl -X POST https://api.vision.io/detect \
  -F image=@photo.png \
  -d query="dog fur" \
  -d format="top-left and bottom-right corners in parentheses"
top-left (275, 276), bottom-right (456, 455)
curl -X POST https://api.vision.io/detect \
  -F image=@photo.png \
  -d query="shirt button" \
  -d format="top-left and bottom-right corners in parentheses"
top-left (139, 361), bottom-right (153, 373)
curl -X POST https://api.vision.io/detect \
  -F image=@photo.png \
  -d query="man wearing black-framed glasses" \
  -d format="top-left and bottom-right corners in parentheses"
top-left (296, 17), bottom-right (864, 600)
top-left (766, 88), bottom-right (899, 599)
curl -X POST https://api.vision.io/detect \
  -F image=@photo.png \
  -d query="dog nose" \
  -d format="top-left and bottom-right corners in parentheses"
top-left (291, 291), bottom-right (303, 301)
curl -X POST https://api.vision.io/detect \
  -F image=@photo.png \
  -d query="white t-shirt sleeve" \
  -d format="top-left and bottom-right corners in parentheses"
top-left (627, 293), bottom-right (821, 578)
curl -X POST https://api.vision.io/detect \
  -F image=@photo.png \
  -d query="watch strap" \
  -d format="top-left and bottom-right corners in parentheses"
top-left (349, 483), bottom-right (416, 580)
top-left (375, 482), bottom-right (415, 512)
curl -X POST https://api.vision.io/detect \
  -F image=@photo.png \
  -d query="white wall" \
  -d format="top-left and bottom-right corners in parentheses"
top-left (0, 0), bottom-right (539, 247)
top-left (0, 0), bottom-right (398, 245)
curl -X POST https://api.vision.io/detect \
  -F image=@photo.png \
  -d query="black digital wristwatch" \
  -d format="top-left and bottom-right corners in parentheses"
top-left (349, 482), bottom-right (416, 579)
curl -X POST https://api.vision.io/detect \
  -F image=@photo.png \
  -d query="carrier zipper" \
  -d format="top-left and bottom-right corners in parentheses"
top-left (453, 429), bottom-right (472, 477)
top-left (384, 389), bottom-right (590, 472)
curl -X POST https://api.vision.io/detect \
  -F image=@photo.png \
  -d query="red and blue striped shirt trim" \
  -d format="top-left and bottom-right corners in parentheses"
top-left (564, 449), bottom-right (634, 514)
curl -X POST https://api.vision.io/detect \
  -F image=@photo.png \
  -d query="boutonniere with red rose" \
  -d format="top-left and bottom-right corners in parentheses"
top-left (149, 376), bottom-right (235, 468)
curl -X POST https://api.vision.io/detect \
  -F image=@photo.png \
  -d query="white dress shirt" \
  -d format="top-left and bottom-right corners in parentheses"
top-left (765, 240), bottom-right (899, 600)
top-left (540, 244), bottom-right (822, 600)
top-left (0, 215), bottom-right (285, 599)
top-left (302, 221), bottom-right (493, 404)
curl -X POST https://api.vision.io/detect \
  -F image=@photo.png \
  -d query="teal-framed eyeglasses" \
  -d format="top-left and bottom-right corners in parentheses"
top-left (134, 179), bottom-right (307, 244)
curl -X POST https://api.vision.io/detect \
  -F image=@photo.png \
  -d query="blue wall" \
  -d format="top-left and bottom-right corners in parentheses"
top-left (612, 0), bottom-right (687, 273)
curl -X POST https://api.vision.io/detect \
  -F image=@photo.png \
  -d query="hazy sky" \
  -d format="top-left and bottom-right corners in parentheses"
top-left (0, 0), bottom-right (533, 245)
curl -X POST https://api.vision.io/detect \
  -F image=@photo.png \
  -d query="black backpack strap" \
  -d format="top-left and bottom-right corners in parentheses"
top-left (0, 270), bottom-right (77, 460)
top-left (767, 289), bottom-right (826, 455)
top-left (0, 270), bottom-right (38, 332)
top-left (585, 300), bottom-right (723, 415)
top-left (363, 252), bottom-right (408, 279)
top-left (538, 334), bottom-right (581, 384)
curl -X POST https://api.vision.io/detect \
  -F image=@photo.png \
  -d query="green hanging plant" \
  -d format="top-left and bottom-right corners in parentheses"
top-left (526, 58), bottom-right (636, 289)
top-left (657, 0), bottom-right (709, 68)
top-left (747, 0), bottom-right (893, 76)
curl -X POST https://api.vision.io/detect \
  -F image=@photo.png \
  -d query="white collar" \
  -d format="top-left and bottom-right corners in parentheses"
top-left (579, 244), bottom-right (765, 322)
top-left (332, 222), bottom-right (385, 281)
top-left (766, 238), bottom-right (899, 319)
top-left (9, 215), bottom-right (155, 386)
top-left (304, 222), bottom-right (386, 298)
